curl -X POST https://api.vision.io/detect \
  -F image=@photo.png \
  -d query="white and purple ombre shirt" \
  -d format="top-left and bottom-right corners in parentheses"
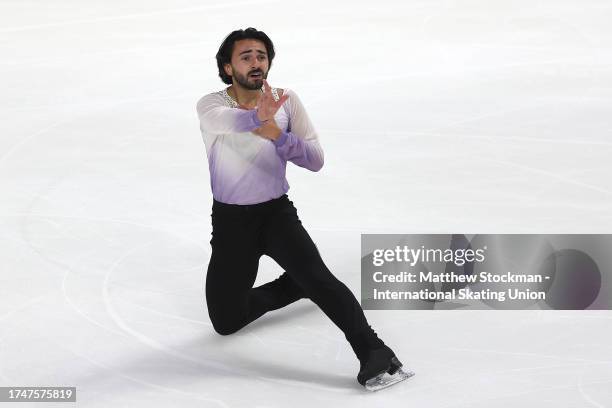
top-left (196, 87), bottom-right (324, 205)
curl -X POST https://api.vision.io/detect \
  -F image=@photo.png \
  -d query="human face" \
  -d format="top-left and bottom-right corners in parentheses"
top-left (225, 39), bottom-right (269, 90)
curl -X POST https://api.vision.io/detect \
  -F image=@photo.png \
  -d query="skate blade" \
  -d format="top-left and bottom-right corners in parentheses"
top-left (364, 367), bottom-right (415, 392)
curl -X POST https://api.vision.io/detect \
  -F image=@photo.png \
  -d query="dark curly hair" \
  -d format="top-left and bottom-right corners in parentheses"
top-left (216, 27), bottom-right (276, 85)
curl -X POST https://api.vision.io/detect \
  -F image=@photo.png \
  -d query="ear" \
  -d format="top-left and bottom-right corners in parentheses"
top-left (223, 63), bottom-right (232, 77)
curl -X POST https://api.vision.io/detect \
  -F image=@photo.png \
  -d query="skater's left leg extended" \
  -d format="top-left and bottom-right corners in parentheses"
top-left (261, 197), bottom-right (413, 389)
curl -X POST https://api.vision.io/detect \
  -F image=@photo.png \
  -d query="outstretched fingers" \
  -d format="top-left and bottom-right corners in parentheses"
top-left (255, 80), bottom-right (289, 121)
top-left (276, 93), bottom-right (289, 107)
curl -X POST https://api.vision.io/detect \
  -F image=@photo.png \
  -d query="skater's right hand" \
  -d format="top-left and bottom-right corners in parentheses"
top-left (256, 79), bottom-right (289, 123)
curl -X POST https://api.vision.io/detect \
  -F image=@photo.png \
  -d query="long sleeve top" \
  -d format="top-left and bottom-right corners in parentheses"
top-left (196, 87), bottom-right (324, 204)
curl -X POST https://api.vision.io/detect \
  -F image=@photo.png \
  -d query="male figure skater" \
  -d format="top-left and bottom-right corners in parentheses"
top-left (196, 27), bottom-right (412, 390)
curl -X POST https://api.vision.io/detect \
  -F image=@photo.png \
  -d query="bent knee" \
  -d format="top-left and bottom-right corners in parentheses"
top-left (212, 324), bottom-right (239, 336)
top-left (209, 315), bottom-right (243, 336)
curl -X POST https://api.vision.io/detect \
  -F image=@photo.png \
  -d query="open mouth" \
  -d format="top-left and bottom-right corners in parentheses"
top-left (249, 72), bottom-right (263, 79)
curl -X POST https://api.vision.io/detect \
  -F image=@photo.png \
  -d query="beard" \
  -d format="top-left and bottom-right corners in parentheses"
top-left (233, 68), bottom-right (267, 90)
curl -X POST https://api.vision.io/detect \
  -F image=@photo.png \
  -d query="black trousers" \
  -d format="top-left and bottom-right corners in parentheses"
top-left (205, 194), bottom-right (384, 361)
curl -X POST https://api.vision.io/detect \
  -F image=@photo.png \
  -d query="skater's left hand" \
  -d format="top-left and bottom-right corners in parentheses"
top-left (252, 119), bottom-right (282, 142)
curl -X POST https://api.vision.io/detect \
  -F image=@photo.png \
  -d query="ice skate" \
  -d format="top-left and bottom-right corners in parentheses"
top-left (357, 346), bottom-right (415, 392)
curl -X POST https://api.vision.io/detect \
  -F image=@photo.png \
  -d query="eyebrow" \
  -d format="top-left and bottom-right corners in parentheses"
top-left (238, 49), bottom-right (267, 56)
